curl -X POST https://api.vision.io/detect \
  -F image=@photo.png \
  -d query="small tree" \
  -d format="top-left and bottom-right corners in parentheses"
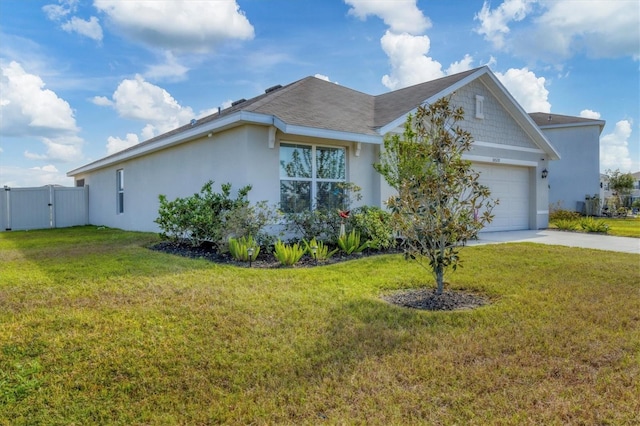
top-left (374, 97), bottom-right (497, 294)
top-left (606, 169), bottom-right (634, 209)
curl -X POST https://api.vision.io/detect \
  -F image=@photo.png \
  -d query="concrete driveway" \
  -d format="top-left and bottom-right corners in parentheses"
top-left (468, 229), bottom-right (640, 255)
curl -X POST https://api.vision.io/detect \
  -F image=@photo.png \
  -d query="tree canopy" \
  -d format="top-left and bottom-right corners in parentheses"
top-left (374, 97), bottom-right (497, 294)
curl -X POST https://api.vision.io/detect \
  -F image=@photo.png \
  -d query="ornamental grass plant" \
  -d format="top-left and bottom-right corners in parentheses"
top-left (1, 226), bottom-right (639, 424)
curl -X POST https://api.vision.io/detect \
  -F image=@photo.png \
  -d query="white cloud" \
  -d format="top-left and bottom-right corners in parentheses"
top-left (345, 0), bottom-right (431, 34)
top-left (313, 74), bottom-right (339, 84)
top-left (600, 120), bottom-right (635, 172)
top-left (61, 16), bottom-right (103, 41)
top-left (25, 136), bottom-right (84, 163)
top-left (0, 61), bottom-right (83, 163)
top-left (345, 1), bottom-right (474, 90)
top-left (44, 1), bottom-right (102, 42)
top-left (534, 0), bottom-right (640, 61)
top-left (144, 51), bottom-right (189, 81)
top-left (495, 67), bottom-right (551, 113)
top-left (474, 0), bottom-right (535, 49)
top-left (95, 75), bottom-right (201, 153)
top-left (580, 109), bottom-right (601, 120)
top-left (94, 0), bottom-right (254, 53)
top-left (1, 61), bottom-right (78, 136)
top-left (109, 75), bottom-right (194, 126)
top-left (380, 31), bottom-right (444, 90)
top-left (91, 95), bottom-right (112, 106)
top-left (475, 0), bottom-right (640, 62)
top-left (42, 0), bottom-right (77, 21)
top-left (446, 54), bottom-right (474, 75)
top-left (0, 164), bottom-right (73, 187)
top-left (106, 133), bottom-right (139, 155)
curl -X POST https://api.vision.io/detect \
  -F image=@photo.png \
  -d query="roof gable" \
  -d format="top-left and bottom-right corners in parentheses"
top-left (373, 68), bottom-right (480, 128)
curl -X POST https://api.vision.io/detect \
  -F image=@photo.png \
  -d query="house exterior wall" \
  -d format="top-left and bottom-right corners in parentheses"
top-left (75, 126), bottom-right (267, 232)
top-left (71, 76), bottom-right (553, 233)
top-left (540, 125), bottom-right (601, 212)
top-left (74, 125), bottom-right (382, 232)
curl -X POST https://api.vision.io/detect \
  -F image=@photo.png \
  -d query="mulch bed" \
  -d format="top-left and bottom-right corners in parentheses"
top-left (382, 288), bottom-right (490, 311)
top-left (150, 241), bottom-right (491, 311)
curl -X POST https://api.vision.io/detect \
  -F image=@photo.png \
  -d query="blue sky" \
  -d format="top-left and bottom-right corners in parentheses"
top-left (1, 0), bottom-right (638, 187)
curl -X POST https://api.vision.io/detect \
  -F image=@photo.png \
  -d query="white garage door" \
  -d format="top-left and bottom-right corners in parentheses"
top-left (474, 163), bottom-right (530, 232)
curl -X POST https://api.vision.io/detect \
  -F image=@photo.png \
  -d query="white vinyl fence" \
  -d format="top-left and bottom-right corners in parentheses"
top-left (0, 185), bottom-right (89, 231)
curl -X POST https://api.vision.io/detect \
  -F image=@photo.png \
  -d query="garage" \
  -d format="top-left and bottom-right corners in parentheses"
top-left (474, 163), bottom-right (531, 232)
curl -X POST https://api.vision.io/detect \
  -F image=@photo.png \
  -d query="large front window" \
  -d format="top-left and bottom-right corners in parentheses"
top-left (279, 143), bottom-right (346, 213)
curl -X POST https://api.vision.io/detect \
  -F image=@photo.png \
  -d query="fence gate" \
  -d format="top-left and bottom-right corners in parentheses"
top-left (1, 185), bottom-right (89, 231)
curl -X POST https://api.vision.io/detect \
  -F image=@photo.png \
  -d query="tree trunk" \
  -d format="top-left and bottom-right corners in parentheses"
top-left (435, 265), bottom-right (444, 295)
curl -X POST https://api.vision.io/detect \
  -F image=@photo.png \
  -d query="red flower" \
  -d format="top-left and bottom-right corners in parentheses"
top-left (339, 210), bottom-right (350, 219)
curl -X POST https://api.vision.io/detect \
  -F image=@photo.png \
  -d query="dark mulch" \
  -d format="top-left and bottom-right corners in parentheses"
top-left (149, 240), bottom-right (391, 268)
top-left (151, 241), bottom-right (490, 311)
top-left (383, 288), bottom-right (489, 311)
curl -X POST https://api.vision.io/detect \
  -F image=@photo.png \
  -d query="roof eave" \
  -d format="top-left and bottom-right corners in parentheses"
top-left (537, 120), bottom-right (606, 134)
top-left (68, 111), bottom-right (273, 176)
top-left (68, 111), bottom-right (382, 177)
top-left (274, 117), bottom-right (381, 144)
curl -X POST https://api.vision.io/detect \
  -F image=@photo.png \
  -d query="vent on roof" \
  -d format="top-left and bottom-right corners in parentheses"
top-left (231, 98), bottom-right (247, 107)
top-left (265, 84), bottom-right (282, 94)
top-left (190, 119), bottom-right (197, 126)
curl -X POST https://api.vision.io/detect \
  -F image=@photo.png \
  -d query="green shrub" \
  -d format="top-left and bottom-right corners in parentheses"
top-left (337, 230), bottom-right (369, 255)
top-left (228, 236), bottom-right (261, 261)
top-left (156, 181), bottom-right (279, 250)
top-left (284, 182), bottom-right (363, 244)
top-left (302, 237), bottom-right (338, 262)
top-left (579, 217), bottom-right (609, 233)
top-left (284, 209), bottom-right (342, 244)
top-left (553, 219), bottom-right (578, 231)
top-left (223, 201), bottom-right (282, 249)
top-left (273, 240), bottom-right (305, 266)
top-left (351, 206), bottom-right (395, 250)
top-left (549, 209), bottom-right (581, 221)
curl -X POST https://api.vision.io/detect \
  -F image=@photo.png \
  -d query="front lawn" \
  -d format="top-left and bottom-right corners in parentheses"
top-left (602, 217), bottom-right (640, 238)
top-left (1, 227), bottom-right (639, 424)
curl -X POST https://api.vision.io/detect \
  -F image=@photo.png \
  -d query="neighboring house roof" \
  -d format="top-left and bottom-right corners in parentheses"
top-left (68, 66), bottom-right (558, 176)
top-left (529, 112), bottom-right (606, 133)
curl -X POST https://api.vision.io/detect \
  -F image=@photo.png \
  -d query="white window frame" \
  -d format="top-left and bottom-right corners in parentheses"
top-left (116, 169), bottom-right (124, 214)
top-left (279, 142), bottom-right (347, 212)
top-left (475, 95), bottom-right (485, 119)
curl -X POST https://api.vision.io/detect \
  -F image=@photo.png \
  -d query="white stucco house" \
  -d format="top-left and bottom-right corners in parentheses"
top-left (68, 66), bottom-right (562, 233)
top-left (529, 113), bottom-right (605, 213)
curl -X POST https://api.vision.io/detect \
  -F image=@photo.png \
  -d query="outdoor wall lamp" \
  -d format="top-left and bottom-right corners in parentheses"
top-left (247, 247), bottom-right (254, 267)
top-left (541, 168), bottom-right (548, 179)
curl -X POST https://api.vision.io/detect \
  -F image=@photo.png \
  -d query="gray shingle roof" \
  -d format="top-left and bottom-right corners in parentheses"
top-left (373, 68), bottom-right (480, 127)
top-left (201, 67), bottom-right (481, 135)
top-left (529, 112), bottom-right (604, 127)
top-left (69, 66), bottom-right (562, 175)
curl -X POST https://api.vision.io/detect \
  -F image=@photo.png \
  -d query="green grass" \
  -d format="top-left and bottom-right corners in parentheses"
top-left (1, 226), bottom-right (639, 424)
top-left (601, 217), bottom-right (640, 237)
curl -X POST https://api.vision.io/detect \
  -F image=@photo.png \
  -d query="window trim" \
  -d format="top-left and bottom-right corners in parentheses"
top-left (475, 95), bottom-right (485, 119)
top-left (279, 142), bottom-right (347, 212)
top-left (116, 168), bottom-right (124, 214)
